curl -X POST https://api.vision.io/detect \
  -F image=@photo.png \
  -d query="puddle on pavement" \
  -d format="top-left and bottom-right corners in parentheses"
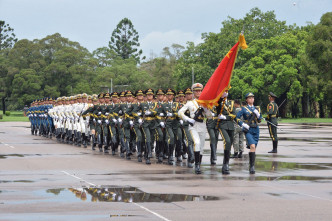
top-left (0, 154), bottom-right (25, 159)
top-left (0, 180), bottom-right (34, 183)
top-left (253, 176), bottom-right (332, 182)
top-left (255, 161), bottom-right (332, 171)
top-left (43, 186), bottom-right (220, 203)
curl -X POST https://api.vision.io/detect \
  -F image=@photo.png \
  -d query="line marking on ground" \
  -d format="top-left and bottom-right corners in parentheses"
top-left (61, 171), bottom-right (96, 186)
top-left (133, 203), bottom-right (172, 221)
top-left (61, 171), bottom-right (172, 220)
top-left (252, 172), bottom-right (332, 202)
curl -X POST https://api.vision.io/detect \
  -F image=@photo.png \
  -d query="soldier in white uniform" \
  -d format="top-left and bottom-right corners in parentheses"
top-left (178, 83), bottom-right (213, 174)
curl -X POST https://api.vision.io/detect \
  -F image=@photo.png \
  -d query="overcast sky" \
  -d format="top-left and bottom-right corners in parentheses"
top-left (1, 0), bottom-right (331, 58)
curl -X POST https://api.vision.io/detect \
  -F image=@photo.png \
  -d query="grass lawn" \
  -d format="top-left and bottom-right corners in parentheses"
top-left (0, 111), bottom-right (30, 122)
top-left (279, 118), bottom-right (332, 123)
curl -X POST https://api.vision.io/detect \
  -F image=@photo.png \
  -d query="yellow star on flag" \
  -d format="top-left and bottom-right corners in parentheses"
top-left (226, 50), bottom-right (233, 58)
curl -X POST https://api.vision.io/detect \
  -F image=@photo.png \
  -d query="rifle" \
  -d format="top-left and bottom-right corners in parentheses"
top-left (189, 107), bottom-right (204, 126)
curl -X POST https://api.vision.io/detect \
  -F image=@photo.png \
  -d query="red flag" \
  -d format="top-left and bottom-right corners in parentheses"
top-left (197, 34), bottom-right (247, 109)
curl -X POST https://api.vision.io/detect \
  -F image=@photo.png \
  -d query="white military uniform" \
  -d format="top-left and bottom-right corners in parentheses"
top-left (178, 99), bottom-right (212, 152)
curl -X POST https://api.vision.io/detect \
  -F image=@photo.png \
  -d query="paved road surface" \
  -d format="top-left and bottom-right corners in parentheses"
top-left (0, 122), bottom-right (331, 220)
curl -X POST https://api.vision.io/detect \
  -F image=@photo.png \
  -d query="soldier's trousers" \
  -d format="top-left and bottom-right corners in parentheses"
top-left (233, 127), bottom-right (244, 152)
top-left (207, 128), bottom-right (219, 146)
top-left (142, 121), bottom-right (155, 143)
top-left (268, 123), bottom-right (278, 142)
top-left (165, 127), bottom-right (181, 145)
top-left (132, 126), bottom-right (143, 142)
top-left (219, 128), bottom-right (234, 151)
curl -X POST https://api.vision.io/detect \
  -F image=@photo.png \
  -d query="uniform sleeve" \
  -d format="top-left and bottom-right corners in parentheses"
top-left (235, 107), bottom-right (244, 127)
top-left (178, 102), bottom-right (190, 121)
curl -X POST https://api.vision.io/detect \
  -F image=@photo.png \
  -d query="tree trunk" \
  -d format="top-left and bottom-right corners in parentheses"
top-left (313, 101), bottom-right (320, 118)
top-left (301, 92), bottom-right (309, 117)
top-left (319, 101), bottom-right (325, 118)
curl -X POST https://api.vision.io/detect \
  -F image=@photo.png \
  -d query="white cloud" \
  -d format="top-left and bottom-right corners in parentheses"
top-left (140, 29), bottom-right (203, 59)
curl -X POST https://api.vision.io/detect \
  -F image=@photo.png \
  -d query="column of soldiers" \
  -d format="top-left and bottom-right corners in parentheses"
top-left (27, 83), bottom-right (279, 175)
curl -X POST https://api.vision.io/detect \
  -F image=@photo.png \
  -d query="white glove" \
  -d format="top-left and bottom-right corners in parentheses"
top-left (221, 92), bottom-right (228, 98)
top-left (129, 120), bottom-right (134, 126)
top-left (118, 118), bottom-right (122, 124)
top-left (212, 113), bottom-right (215, 117)
top-left (97, 120), bottom-right (102, 124)
top-left (137, 112), bottom-right (142, 116)
top-left (112, 119), bottom-right (117, 123)
top-left (218, 114), bottom-right (226, 120)
top-left (167, 112), bottom-right (173, 117)
top-left (119, 110), bottom-right (122, 114)
top-left (145, 110), bottom-right (151, 115)
top-left (105, 119), bottom-right (109, 124)
top-left (159, 113), bottom-right (164, 117)
top-left (93, 118), bottom-right (96, 122)
top-left (180, 120), bottom-right (183, 125)
top-left (138, 119), bottom-right (143, 124)
top-left (160, 122), bottom-right (165, 128)
top-left (105, 112), bottom-right (109, 116)
top-left (253, 109), bottom-right (260, 118)
top-left (98, 111), bottom-right (101, 115)
top-left (242, 123), bottom-right (250, 130)
top-left (187, 118), bottom-right (195, 125)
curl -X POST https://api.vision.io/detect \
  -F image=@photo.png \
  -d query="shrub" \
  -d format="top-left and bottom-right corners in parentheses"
top-left (0, 114), bottom-right (2, 119)
top-left (5, 111), bottom-right (10, 116)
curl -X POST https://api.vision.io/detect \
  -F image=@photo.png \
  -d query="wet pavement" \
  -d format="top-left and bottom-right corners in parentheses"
top-left (0, 122), bottom-right (332, 220)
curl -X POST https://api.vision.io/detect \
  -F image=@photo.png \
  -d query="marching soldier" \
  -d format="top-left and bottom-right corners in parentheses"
top-left (182, 88), bottom-right (195, 168)
top-left (231, 99), bottom-right (244, 158)
top-left (108, 92), bottom-right (120, 155)
top-left (235, 92), bottom-right (262, 174)
top-left (178, 83), bottom-right (213, 174)
top-left (206, 106), bottom-right (219, 165)
top-left (155, 89), bottom-right (167, 163)
top-left (101, 93), bottom-right (111, 153)
top-left (266, 92), bottom-right (279, 153)
top-left (93, 93), bottom-right (104, 152)
top-left (217, 92), bottom-right (236, 175)
top-left (140, 88), bottom-right (158, 164)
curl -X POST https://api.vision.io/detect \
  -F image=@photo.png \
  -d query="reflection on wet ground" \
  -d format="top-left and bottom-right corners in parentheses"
top-left (0, 180), bottom-right (34, 183)
top-left (44, 186), bottom-right (221, 203)
top-left (0, 153), bottom-right (89, 159)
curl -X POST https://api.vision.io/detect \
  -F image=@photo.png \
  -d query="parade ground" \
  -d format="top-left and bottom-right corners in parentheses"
top-left (0, 121), bottom-right (331, 221)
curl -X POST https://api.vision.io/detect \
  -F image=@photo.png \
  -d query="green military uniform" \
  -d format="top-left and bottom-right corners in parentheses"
top-left (181, 88), bottom-right (195, 168)
top-left (140, 88), bottom-right (158, 164)
top-left (114, 91), bottom-right (126, 157)
top-left (217, 97), bottom-right (235, 175)
top-left (108, 92), bottom-right (120, 155)
top-left (119, 91), bottom-right (133, 159)
top-left (155, 89), bottom-right (166, 163)
top-left (127, 90), bottom-right (144, 162)
top-left (206, 106), bottom-right (219, 165)
top-left (101, 93), bottom-right (111, 153)
top-left (267, 92), bottom-right (279, 153)
top-left (162, 89), bottom-right (182, 164)
top-left (93, 93), bottom-right (104, 152)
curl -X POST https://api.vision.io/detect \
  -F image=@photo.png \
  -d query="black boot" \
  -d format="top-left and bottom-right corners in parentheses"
top-left (91, 134), bottom-right (96, 150)
top-left (176, 140), bottom-right (182, 162)
top-left (249, 152), bottom-right (256, 174)
top-left (73, 130), bottom-right (78, 146)
top-left (210, 144), bottom-right (216, 165)
top-left (168, 144), bottom-right (174, 165)
top-left (97, 134), bottom-right (103, 152)
top-left (120, 138), bottom-right (126, 158)
top-left (194, 151), bottom-right (201, 174)
top-left (103, 136), bottom-right (109, 153)
top-left (77, 132), bottom-right (81, 147)
top-left (268, 141), bottom-right (278, 153)
top-left (187, 144), bottom-right (194, 168)
top-left (182, 141), bottom-right (188, 159)
top-left (230, 152), bottom-right (238, 158)
top-left (82, 133), bottom-right (87, 148)
top-left (111, 136), bottom-right (117, 155)
top-left (237, 151), bottom-right (243, 158)
top-left (146, 142), bottom-right (152, 164)
top-left (137, 141), bottom-right (142, 162)
top-left (87, 135), bottom-right (91, 146)
top-left (126, 141), bottom-right (132, 160)
top-left (221, 150), bottom-right (230, 175)
top-left (157, 141), bottom-right (163, 163)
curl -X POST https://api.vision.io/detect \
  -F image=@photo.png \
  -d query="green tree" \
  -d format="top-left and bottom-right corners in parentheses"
top-left (109, 18), bottom-right (145, 63)
top-left (304, 12), bottom-right (332, 117)
top-left (0, 20), bottom-right (18, 50)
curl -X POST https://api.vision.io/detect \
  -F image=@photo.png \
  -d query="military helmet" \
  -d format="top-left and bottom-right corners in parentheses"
top-left (166, 88), bottom-right (175, 95)
top-left (145, 88), bottom-right (154, 95)
top-left (136, 90), bottom-right (144, 96)
top-left (269, 92), bottom-right (277, 98)
top-left (184, 87), bottom-right (193, 94)
top-left (111, 92), bottom-right (119, 98)
top-left (191, 83), bottom-right (203, 91)
top-left (245, 92), bottom-right (255, 98)
top-left (177, 90), bottom-right (185, 96)
top-left (156, 89), bottom-right (165, 95)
